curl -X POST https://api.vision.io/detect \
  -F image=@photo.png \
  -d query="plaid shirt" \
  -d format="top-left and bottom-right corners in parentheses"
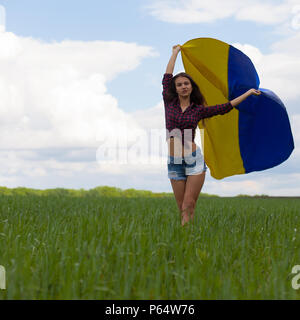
top-left (162, 73), bottom-right (233, 145)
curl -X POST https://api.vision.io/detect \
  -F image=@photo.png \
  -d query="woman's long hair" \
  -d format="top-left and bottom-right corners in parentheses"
top-left (165, 72), bottom-right (207, 127)
top-left (165, 72), bottom-right (206, 104)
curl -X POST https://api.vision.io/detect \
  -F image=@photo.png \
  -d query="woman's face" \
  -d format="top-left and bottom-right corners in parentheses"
top-left (175, 76), bottom-right (192, 98)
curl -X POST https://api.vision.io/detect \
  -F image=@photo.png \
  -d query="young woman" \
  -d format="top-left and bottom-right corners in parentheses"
top-left (163, 44), bottom-right (261, 226)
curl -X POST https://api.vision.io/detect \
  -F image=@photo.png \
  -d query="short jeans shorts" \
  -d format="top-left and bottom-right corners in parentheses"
top-left (167, 146), bottom-right (207, 180)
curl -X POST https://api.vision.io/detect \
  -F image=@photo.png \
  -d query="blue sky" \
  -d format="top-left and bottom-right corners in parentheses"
top-left (1, 0), bottom-right (284, 111)
top-left (0, 0), bottom-right (299, 196)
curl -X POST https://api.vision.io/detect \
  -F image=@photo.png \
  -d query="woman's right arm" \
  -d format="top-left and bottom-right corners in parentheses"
top-left (162, 45), bottom-right (181, 100)
top-left (166, 45), bottom-right (181, 74)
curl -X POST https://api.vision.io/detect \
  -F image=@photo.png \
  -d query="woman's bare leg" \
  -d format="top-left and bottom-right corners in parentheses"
top-left (181, 171), bottom-right (206, 225)
top-left (170, 179), bottom-right (186, 222)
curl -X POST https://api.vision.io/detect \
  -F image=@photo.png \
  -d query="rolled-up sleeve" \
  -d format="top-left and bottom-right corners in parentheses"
top-left (162, 73), bottom-right (173, 100)
top-left (196, 102), bottom-right (233, 120)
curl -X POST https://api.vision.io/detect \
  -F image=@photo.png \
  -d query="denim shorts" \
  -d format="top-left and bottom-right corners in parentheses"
top-left (167, 146), bottom-right (207, 180)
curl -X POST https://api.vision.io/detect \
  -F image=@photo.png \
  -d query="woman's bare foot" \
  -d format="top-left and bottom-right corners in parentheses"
top-left (181, 211), bottom-right (191, 226)
top-left (181, 210), bottom-right (196, 226)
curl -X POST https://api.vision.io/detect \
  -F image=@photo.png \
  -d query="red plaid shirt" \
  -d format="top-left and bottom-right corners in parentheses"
top-left (162, 73), bottom-right (233, 145)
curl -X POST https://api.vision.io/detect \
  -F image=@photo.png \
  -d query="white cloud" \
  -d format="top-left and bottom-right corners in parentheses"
top-left (145, 0), bottom-right (243, 24)
top-left (270, 31), bottom-right (300, 56)
top-left (205, 172), bottom-right (300, 197)
top-left (130, 101), bottom-right (165, 130)
top-left (235, 2), bottom-right (290, 25)
top-left (290, 114), bottom-right (300, 159)
top-left (0, 30), bottom-right (161, 188)
top-left (0, 31), bottom-right (157, 150)
top-left (145, 0), bottom-right (298, 27)
top-left (231, 42), bottom-right (300, 102)
top-left (206, 179), bottom-right (265, 196)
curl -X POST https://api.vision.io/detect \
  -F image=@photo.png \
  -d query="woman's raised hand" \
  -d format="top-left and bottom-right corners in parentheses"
top-left (166, 45), bottom-right (181, 74)
top-left (172, 44), bottom-right (181, 54)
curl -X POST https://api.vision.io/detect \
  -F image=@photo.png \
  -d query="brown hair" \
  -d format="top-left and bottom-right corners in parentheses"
top-left (165, 72), bottom-right (207, 127)
top-left (164, 72), bottom-right (207, 105)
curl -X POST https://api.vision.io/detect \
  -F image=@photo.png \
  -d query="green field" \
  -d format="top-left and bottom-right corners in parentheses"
top-left (0, 186), bottom-right (300, 299)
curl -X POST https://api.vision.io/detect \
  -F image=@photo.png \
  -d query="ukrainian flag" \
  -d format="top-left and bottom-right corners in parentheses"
top-left (181, 38), bottom-right (294, 179)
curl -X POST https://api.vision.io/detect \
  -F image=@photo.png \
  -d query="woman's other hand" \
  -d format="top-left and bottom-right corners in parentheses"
top-left (230, 88), bottom-right (261, 108)
top-left (247, 88), bottom-right (261, 96)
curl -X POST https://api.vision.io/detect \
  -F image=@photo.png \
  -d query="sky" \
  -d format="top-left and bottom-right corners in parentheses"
top-left (0, 0), bottom-right (300, 196)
